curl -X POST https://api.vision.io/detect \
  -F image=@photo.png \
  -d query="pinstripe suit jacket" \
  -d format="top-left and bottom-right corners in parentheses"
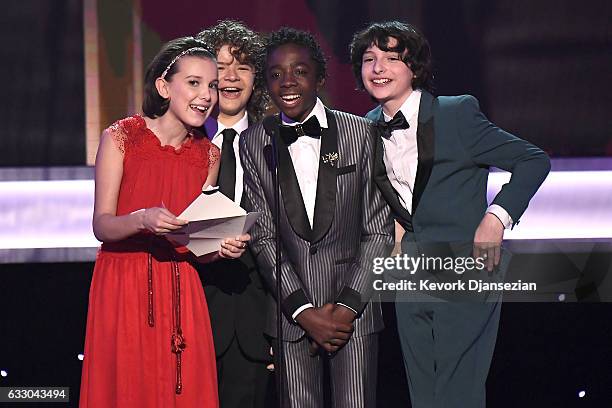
top-left (240, 108), bottom-right (395, 341)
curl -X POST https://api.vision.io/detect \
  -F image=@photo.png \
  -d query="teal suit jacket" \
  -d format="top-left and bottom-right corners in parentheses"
top-left (366, 90), bottom-right (550, 243)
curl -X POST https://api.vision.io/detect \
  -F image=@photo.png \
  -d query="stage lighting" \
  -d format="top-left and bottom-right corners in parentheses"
top-left (578, 390), bottom-right (586, 398)
top-left (78, 354), bottom-right (84, 361)
top-left (0, 370), bottom-right (7, 377)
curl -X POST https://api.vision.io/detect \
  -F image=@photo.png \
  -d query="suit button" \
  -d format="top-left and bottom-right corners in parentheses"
top-left (309, 246), bottom-right (317, 255)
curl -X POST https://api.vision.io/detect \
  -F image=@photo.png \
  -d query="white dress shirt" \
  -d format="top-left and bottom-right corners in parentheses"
top-left (206, 111), bottom-right (249, 204)
top-left (382, 90), bottom-right (513, 228)
top-left (281, 98), bottom-right (328, 228)
top-left (381, 90), bottom-right (421, 214)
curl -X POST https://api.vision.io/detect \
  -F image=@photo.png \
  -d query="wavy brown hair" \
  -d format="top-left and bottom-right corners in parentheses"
top-left (350, 21), bottom-right (434, 93)
top-left (197, 20), bottom-right (269, 122)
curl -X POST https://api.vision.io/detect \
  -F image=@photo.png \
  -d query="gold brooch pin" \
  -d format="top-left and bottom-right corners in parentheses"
top-left (322, 152), bottom-right (339, 167)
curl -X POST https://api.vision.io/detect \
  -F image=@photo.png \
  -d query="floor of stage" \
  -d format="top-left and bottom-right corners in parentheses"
top-left (0, 261), bottom-right (610, 407)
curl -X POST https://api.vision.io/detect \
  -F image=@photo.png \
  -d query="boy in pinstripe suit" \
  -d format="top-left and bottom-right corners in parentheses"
top-left (240, 28), bottom-right (395, 407)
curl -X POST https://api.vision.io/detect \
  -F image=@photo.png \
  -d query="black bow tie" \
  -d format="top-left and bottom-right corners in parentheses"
top-left (279, 116), bottom-right (321, 145)
top-left (376, 110), bottom-right (409, 139)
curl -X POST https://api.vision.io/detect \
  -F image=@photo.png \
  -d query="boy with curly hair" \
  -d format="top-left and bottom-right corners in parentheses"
top-left (196, 20), bottom-right (271, 408)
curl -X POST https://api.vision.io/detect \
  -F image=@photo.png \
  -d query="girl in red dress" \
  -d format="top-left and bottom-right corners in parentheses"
top-left (80, 37), bottom-right (249, 408)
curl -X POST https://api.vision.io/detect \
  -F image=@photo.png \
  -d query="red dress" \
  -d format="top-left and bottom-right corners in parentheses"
top-left (80, 116), bottom-right (219, 408)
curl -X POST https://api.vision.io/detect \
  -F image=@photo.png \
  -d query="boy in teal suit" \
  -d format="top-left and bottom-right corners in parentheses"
top-left (350, 21), bottom-right (550, 408)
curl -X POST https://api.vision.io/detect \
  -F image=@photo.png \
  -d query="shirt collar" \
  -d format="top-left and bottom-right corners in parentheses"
top-left (281, 97), bottom-right (328, 129)
top-left (383, 89), bottom-right (422, 123)
top-left (205, 111), bottom-right (249, 140)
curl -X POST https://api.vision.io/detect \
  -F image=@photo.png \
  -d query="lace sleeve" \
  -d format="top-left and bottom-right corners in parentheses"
top-left (208, 143), bottom-right (220, 169)
top-left (106, 121), bottom-right (128, 153)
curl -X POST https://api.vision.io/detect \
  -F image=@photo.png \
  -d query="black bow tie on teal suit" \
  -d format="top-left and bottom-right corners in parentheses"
top-left (376, 110), bottom-right (410, 139)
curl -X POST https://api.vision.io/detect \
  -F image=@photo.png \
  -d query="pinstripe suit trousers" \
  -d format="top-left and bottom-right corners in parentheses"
top-left (275, 334), bottom-right (378, 408)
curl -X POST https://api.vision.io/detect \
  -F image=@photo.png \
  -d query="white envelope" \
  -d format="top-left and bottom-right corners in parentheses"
top-left (167, 187), bottom-right (260, 257)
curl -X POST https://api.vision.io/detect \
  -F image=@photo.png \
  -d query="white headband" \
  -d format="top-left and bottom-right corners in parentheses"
top-left (160, 47), bottom-right (209, 80)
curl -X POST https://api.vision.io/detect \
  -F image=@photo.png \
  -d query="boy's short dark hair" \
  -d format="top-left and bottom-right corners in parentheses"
top-left (349, 21), bottom-right (434, 93)
top-left (142, 37), bottom-right (215, 118)
top-left (264, 27), bottom-right (327, 83)
top-left (197, 20), bottom-right (269, 121)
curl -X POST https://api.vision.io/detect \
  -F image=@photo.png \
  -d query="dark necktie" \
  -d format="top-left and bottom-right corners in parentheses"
top-left (217, 128), bottom-right (237, 201)
top-left (376, 110), bottom-right (410, 139)
top-left (279, 116), bottom-right (321, 145)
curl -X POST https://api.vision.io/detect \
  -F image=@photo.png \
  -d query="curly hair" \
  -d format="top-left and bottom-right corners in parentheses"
top-left (264, 27), bottom-right (327, 83)
top-left (349, 21), bottom-right (434, 93)
top-left (197, 20), bottom-right (269, 122)
top-left (142, 37), bottom-right (215, 118)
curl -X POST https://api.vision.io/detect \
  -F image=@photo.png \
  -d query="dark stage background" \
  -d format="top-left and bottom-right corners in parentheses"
top-left (0, 0), bottom-right (610, 166)
top-left (1, 0), bottom-right (611, 407)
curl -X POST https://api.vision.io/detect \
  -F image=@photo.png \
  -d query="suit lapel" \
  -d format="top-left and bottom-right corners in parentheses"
top-left (368, 106), bottom-right (413, 225)
top-left (311, 108), bottom-right (338, 244)
top-left (411, 91), bottom-right (436, 215)
top-left (373, 131), bottom-right (413, 224)
top-left (265, 114), bottom-right (312, 242)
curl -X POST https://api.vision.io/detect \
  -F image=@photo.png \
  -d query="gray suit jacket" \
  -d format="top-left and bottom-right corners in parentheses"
top-left (240, 108), bottom-right (395, 341)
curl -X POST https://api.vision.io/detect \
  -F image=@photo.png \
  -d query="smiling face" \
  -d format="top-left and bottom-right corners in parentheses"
top-left (266, 43), bottom-right (323, 122)
top-left (361, 37), bottom-right (414, 115)
top-left (157, 55), bottom-right (219, 127)
top-left (216, 44), bottom-right (255, 122)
